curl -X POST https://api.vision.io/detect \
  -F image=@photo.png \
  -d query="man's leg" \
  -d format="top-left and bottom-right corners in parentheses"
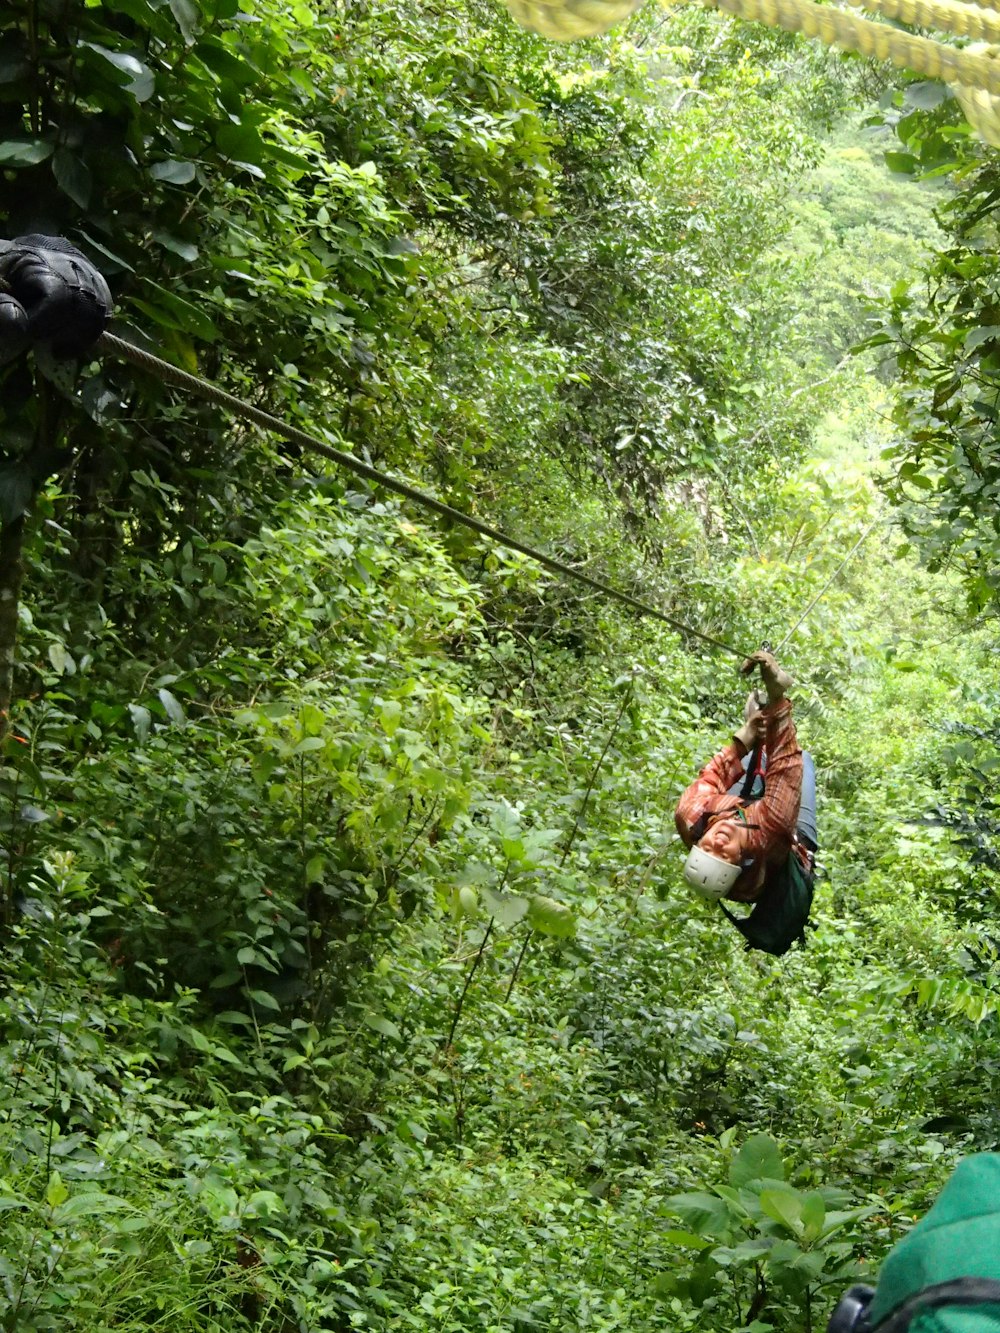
top-left (797, 751), bottom-right (817, 852)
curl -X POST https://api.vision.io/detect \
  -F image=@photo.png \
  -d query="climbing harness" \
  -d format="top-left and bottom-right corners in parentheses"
top-left (95, 332), bottom-right (876, 665)
top-left (740, 741), bottom-right (764, 800)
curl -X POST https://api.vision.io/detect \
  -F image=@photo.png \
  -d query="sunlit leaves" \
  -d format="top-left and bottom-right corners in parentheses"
top-left (0, 138), bottom-right (52, 164)
top-left (866, 125), bottom-right (1000, 615)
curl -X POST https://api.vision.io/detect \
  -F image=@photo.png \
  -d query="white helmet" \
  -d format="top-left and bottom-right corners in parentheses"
top-left (683, 844), bottom-right (741, 900)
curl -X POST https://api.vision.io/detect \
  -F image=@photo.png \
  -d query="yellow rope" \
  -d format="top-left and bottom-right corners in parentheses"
top-left (715, 0), bottom-right (1000, 89)
top-left (502, 0), bottom-right (1000, 141)
top-left (503, 0), bottom-right (644, 39)
top-left (952, 46), bottom-right (1000, 142)
top-left (852, 0), bottom-right (1000, 42)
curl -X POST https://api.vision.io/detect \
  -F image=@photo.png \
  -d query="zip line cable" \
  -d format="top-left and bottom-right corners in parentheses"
top-left (97, 332), bottom-right (745, 656)
top-left (95, 331), bottom-right (879, 664)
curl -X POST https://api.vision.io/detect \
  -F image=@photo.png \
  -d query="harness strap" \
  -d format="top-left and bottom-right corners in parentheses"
top-left (718, 902), bottom-right (748, 944)
top-left (873, 1278), bottom-right (1000, 1332)
top-left (739, 742), bottom-right (762, 801)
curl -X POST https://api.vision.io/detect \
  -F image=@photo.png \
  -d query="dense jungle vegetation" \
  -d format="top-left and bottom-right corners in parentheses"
top-left (1, 0), bottom-right (1000, 1328)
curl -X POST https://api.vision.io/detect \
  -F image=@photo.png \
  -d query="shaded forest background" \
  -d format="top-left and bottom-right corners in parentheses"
top-left (1, 0), bottom-right (1000, 1328)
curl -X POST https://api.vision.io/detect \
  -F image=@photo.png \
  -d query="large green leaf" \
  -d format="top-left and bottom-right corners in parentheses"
top-left (482, 887), bottom-right (529, 928)
top-left (663, 1192), bottom-right (732, 1240)
top-left (800, 1192), bottom-right (826, 1242)
top-left (139, 279), bottom-right (219, 342)
top-left (730, 1134), bottom-right (785, 1187)
top-left (364, 1013), bottom-right (402, 1042)
top-left (46, 1172), bottom-right (69, 1208)
top-left (150, 159), bottom-right (197, 184)
top-left (660, 1228), bottom-right (713, 1251)
top-left (53, 1193), bottom-right (134, 1222)
top-left (52, 147), bottom-right (91, 207)
top-left (167, 0), bottom-right (199, 40)
top-left (526, 893), bottom-right (575, 937)
top-left (158, 688), bottom-right (186, 726)
top-left (80, 41), bottom-right (155, 100)
top-left (712, 1237), bottom-right (773, 1269)
top-left (0, 461), bottom-right (35, 525)
top-left (0, 137), bottom-right (52, 164)
top-left (759, 1186), bottom-right (803, 1236)
top-left (457, 886), bottom-right (479, 918)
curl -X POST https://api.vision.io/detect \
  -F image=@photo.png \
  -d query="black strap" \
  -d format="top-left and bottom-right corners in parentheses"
top-left (740, 743), bottom-right (761, 801)
top-left (717, 903), bottom-right (754, 952)
top-left (697, 750), bottom-right (762, 915)
top-left (875, 1278), bottom-right (1000, 1332)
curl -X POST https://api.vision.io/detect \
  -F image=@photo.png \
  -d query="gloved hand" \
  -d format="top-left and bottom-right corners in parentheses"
top-left (0, 235), bottom-right (112, 365)
top-left (733, 710), bottom-right (765, 753)
top-left (0, 290), bottom-right (29, 366)
top-left (740, 649), bottom-right (793, 703)
top-left (744, 686), bottom-right (766, 721)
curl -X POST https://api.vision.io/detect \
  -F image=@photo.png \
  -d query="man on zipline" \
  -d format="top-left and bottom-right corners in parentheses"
top-left (675, 649), bottom-right (817, 905)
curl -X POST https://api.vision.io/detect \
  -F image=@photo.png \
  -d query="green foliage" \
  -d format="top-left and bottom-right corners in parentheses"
top-left (0, 2), bottom-right (997, 1331)
top-left (661, 1131), bottom-right (873, 1326)
top-left (781, 124), bottom-right (945, 365)
top-left (861, 85), bottom-right (1000, 619)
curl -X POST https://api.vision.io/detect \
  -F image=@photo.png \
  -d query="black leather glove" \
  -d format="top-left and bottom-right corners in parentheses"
top-left (0, 289), bottom-right (29, 366)
top-left (0, 235), bottom-right (112, 365)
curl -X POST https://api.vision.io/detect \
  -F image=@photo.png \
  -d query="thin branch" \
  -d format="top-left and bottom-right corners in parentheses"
top-left (444, 919), bottom-right (494, 1051)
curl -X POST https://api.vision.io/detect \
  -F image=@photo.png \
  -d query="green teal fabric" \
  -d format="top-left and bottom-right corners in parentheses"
top-left (870, 1154), bottom-right (1000, 1330)
top-left (909, 1314), bottom-right (1000, 1333)
top-left (895, 1298), bottom-right (1000, 1332)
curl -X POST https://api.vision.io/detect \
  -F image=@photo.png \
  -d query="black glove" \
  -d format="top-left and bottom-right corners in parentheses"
top-left (0, 235), bottom-right (113, 365)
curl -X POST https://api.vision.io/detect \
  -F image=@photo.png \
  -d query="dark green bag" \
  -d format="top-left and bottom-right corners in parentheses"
top-left (721, 850), bottom-right (814, 957)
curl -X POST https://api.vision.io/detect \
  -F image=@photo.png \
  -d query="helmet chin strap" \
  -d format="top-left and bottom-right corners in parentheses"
top-left (689, 803), bottom-right (759, 851)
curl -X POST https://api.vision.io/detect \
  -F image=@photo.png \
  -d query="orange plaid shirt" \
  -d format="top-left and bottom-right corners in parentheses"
top-left (674, 698), bottom-right (803, 903)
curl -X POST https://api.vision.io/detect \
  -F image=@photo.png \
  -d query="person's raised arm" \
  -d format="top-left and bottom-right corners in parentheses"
top-left (737, 651), bottom-right (803, 861)
top-left (674, 703), bottom-right (763, 847)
